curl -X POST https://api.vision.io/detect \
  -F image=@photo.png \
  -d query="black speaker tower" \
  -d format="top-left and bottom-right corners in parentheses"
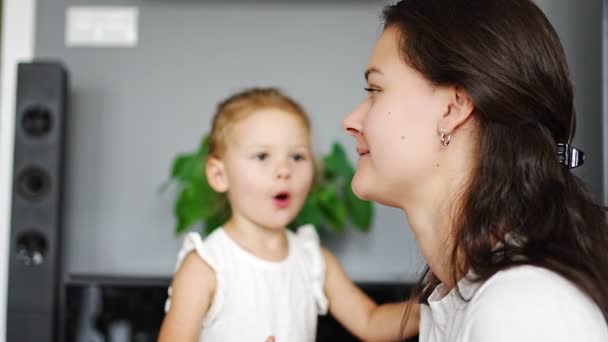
top-left (7, 61), bottom-right (68, 342)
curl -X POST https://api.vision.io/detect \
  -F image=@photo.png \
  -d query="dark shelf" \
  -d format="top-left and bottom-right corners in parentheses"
top-left (64, 274), bottom-right (418, 342)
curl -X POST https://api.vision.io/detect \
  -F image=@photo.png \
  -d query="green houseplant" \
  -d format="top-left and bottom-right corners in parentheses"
top-left (166, 134), bottom-right (374, 236)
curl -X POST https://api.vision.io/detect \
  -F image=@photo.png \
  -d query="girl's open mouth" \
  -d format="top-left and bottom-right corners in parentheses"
top-left (273, 192), bottom-right (291, 209)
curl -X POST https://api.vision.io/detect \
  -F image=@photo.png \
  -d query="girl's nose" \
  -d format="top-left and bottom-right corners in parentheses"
top-left (275, 163), bottom-right (291, 180)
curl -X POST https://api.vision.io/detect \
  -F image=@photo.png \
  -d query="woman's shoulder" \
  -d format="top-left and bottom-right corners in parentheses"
top-left (475, 265), bottom-right (591, 301)
top-left (461, 265), bottom-right (607, 341)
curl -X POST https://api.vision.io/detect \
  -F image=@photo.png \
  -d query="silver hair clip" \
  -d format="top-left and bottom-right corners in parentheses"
top-left (557, 143), bottom-right (585, 169)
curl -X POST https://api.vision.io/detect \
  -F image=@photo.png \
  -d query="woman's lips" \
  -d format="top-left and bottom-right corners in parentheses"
top-left (357, 147), bottom-right (370, 156)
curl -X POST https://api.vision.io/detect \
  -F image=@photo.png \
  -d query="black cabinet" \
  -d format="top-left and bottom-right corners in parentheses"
top-left (64, 275), bottom-right (418, 342)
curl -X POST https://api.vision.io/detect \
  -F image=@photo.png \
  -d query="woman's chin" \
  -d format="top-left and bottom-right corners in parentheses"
top-left (352, 177), bottom-right (401, 208)
top-left (351, 177), bottom-right (373, 201)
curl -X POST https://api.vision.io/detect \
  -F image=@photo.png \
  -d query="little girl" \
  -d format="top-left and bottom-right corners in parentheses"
top-left (158, 88), bottom-right (419, 342)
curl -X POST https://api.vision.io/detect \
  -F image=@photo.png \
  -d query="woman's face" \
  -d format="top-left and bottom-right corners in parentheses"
top-left (342, 26), bottom-right (449, 208)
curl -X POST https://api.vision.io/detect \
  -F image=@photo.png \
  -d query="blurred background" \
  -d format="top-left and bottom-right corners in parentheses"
top-left (0, 0), bottom-right (605, 341)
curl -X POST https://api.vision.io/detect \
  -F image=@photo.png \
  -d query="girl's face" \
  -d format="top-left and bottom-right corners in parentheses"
top-left (342, 26), bottom-right (450, 208)
top-left (209, 108), bottom-right (314, 230)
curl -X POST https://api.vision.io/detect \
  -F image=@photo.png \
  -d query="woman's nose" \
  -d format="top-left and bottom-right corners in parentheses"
top-left (342, 101), bottom-right (366, 138)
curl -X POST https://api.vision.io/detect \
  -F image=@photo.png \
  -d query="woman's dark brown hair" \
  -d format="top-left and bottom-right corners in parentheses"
top-left (382, 0), bottom-right (608, 334)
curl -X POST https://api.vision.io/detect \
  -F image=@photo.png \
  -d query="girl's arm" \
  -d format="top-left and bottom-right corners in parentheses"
top-left (322, 248), bottom-right (420, 342)
top-left (158, 252), bottom-right (216, 342)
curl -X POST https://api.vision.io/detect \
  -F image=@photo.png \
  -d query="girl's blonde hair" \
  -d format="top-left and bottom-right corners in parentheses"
top-left (208, 87), bottom-right (311, 157)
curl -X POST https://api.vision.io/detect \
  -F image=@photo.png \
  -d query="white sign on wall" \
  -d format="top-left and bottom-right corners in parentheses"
top-left (66, 6), bottom-right (138, 47)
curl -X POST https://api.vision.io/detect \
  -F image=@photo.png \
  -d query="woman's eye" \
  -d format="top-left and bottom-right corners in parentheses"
top-left (364, 87), bottom-right (380, 93)
top-left (255, 152), bottom-right (268, 161)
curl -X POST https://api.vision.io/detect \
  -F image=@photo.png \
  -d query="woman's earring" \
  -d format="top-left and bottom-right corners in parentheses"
top-left (440, 128), bottom-right (451, 146)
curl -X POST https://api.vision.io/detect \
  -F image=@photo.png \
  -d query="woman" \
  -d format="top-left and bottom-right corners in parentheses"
top-left (342, 0), bottom-right (608, 340)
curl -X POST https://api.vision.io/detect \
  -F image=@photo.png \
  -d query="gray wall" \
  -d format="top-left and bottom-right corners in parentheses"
top-left (604, 0), bottom-right (608, 204)
top-left (34, 0), bottom-right (604, 282)
top-left (539, 1), bottom-right (604, 201)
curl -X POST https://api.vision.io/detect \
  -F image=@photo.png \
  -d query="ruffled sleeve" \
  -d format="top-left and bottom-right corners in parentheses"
top-left (164, 232), bottom-right (224, 323)
top-left (296, 224), bottom-right (329, 315)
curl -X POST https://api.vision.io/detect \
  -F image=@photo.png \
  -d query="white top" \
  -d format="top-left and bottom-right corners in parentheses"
top-left (165, 224), bottom-right (328, 342)
top-left (420, 265), bottom-right (608, 342)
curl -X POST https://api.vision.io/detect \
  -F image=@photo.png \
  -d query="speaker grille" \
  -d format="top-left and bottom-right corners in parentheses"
top-left (7, 61), bottom-right (68, 342)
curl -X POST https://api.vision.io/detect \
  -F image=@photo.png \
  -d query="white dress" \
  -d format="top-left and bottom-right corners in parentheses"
top-left (165, 224), bottom-right (328, 342)
top-left (419, 265), bottom-right (608, 342)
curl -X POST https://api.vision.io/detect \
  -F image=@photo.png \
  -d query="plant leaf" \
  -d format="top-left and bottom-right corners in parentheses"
top-left (168, 137), bottom-right (374, 237)
top-left (197, 135), bottom-right (210, 157)
top-left (174, 166), bottom-right (220, 234)
top-left (322, 143), bottom-right (354, 180)
top-left (171, 152), bottom-right (199, 185)
top-left (344, 173), bottom-right (373, 231)
top-left (174, 182), bottom-right (206, 234)
top-left (290, 195), bottom-right (321, 230)
top-left (317, 185), bottom-right (347, 233)
top-left (205, 203), bottom-right (230, 235)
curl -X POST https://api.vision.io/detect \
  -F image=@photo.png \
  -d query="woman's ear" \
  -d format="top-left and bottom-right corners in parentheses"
top-left (437, 86), bottom-right (475, 134)
top-left (206, 157), bottom-right (229, 193)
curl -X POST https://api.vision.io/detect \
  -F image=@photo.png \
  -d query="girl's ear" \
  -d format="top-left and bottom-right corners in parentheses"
top-left (206, 157), bottom-right (229, 193)
top-left (437, 86), bottom-right (475, 134)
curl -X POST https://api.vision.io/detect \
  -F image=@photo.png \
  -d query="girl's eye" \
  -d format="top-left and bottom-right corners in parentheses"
top-left (255, 152), bottom-right (268, 161)
top-left (364, 87), bottom-right (380, 93)
top-left (292, 153), bottom-right (306, 162)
